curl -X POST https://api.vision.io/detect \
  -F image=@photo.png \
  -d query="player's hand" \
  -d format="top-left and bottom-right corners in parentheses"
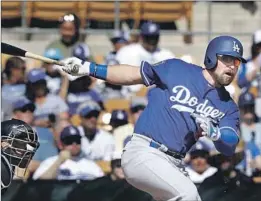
top-left (59, 150), bottom-right (71, 162)
top-left (190, 113), bottom-right (221, 141)
top-left (62, 57), bottom-right (91, 76)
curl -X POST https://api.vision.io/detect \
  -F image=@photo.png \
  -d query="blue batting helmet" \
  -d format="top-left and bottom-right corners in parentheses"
top-left (204, 36), bottom-right (247, 69)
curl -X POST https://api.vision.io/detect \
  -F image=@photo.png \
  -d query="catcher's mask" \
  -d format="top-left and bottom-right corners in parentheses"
top-left (1, 119), bottom-right (40, 172)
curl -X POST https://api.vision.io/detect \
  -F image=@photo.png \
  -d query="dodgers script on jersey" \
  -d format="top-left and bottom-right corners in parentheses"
top-left (135, 58), bottom-right (239, 153)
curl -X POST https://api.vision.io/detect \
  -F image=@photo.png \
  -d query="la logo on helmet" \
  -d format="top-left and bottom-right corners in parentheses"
top-left (233, 41), bottom-right (240, 53)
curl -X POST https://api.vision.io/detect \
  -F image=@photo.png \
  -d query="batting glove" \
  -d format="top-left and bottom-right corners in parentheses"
top-left (62, 57), bottom-right (90, 76)
top-left (190, 113), bottom-right (221, 141)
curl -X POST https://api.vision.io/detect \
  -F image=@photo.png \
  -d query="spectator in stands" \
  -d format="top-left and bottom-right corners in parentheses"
top-left (11, 97), bottom-right (59, 175)
top-left (185, 149), bottom-right (217, 187)
top-left (113, 97), bottom-right (147, 152)
top-left (33, 125), bottom-right (104, 180)
top-left (42, 48), bottom-right (64, 95)
top-left (109, 152), bottom-right (125, 181)
top-left (237, 30), bottom-right (261, 96)
top-left (109, 110), bottom-right (129, 132)
top-left (77, 101), bottom-right (115, 161)
top-left (42, 48), bottom-right (70, 100)
top-left (93, 31), bottom-right (129, 100)
top-left (238, 91), bottom-right (256, 119)
top-left (115, 21), bottom-right (174, 93)
top-left (236, 140), bottom-right (261, 177)
top-left (45, 13), bottom-right (92, 60)
top-left (105, 30), bottom-right (128, 65)
top-left (66, 75), bottom-right (103, 116)
top-left (240, 111), bottom-right (261, 150)
top-left (25, 68), bottom-right (69, 128)
top-left (12, 97), bottom-right (35, 125)
top-left (199, 153), bottom-right (254, 200)
top-left (2, 98), bottom-right (13, 121)
top-left (116, 21), bottom-right (174, 66)
top-left (2, 57), bottom-right (26, 103)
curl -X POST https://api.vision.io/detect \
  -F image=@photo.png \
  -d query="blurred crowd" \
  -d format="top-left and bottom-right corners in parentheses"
top-left (1, 13), bottom-right (261, 190)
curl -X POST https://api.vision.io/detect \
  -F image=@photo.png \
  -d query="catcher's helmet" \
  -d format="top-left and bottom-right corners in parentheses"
top-left (204, 36), bottom-right (247, 69)
top-left (1, 119), bottom-right (39, 169)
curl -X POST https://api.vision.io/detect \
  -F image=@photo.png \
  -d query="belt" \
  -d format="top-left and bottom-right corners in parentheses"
top-left (149, 140), bottom-right (185, 160)
top-left (133, 134), bottom-right (185, 160)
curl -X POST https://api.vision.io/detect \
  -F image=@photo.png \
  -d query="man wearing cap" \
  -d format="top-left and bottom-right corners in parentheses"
top-left (42, 48), bottom-right (65, 95)
top-left (185, 149), bottom-right (217, 187)
top-left (116, 22), bottom-right (174, 66)
top-left (115, 21), bottom-right (174, 93)
top-left (11, 97), bottom-right (59, 175)
top-left (94, 30), bottom-right (129, 100)
top-left (238, 91), bottom-right (256, 118)
top-left (33, 125), bottom-right (104, 180)
top-left (45, 13), bottom-right (93, 61)
top-left (105, 30), bottom-right (128, 66)
top-left (237, 29), bottom-right (261, 97)
top-left (25, 68), bottom-right (69, 128)
top-left (12, 97), bottom-right (36, 125)
top-left (109, 110), bottom-right (129, 132)
top-left (113, 97), bottom-right (147, 152)
top-left (77, 101), bottom-right (115, 161)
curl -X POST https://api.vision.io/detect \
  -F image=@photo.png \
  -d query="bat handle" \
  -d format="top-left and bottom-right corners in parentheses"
top-left (25, 52), bottom-right (65, 66)
top-left (52, 60), bottom-right (65, 66)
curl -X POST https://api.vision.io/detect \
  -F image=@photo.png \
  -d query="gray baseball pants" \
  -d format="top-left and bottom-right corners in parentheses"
top-left (121, 134), bottom-right (201, 201)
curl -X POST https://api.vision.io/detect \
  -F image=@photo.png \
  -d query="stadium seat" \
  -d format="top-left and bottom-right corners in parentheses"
top-left (79, 1), bottom-right (134, 28)
top-left (1, 2), bottom-right (22, 19)
top-left (104, 99), bottom-right (130, 113)
top-left (135, 86), bottom-right (148, 97)
top-left (135, 1), bottom-right (194, 43)
top-left (1, 1), bottom-right (22, 27)
top-left (26, 2), bottom-right (80, 26)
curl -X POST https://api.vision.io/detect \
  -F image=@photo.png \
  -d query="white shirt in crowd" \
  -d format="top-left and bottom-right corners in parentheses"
top-left (186, 166), bottom-right (217, 184)
top-left (116, 43), bottom-right (174, 66)
top-left (33, 154), bottom-right (104, 180)
top-left (34, 94), bottom-right (68, 120)
top-left (113, 123), bottom-right (134, 152)
top-left (116, 43), bottom-right (174, 92)
top-left (78, 126), bottom-right (116, 161)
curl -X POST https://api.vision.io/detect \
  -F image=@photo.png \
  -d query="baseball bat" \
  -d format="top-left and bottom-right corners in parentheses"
top-left (1, 42), bottom-right (64, 66)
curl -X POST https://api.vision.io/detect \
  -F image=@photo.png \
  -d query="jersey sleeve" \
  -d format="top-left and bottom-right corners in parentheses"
top-left (140, 58), bottom-right (186, 87)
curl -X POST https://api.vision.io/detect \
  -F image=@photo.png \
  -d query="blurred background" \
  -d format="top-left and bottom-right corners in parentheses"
top-left (1, 1), bottom-right (261, 201)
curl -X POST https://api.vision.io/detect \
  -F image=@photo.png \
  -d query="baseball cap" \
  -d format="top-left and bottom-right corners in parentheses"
top-left (238, 91), bottom-right (255, 107)
top-left (72, 43), bottom-right (91, 61)
top-left (110, 30), bottom-right (128, 44)
top-left (13, 97), bottom-right (35, 112)
top-left (140, 22), bottom-right (160, 36)
top-left (109, 109), bottom-right (128, 126)
top-left (77, 100), bottom-right (101, 117)
top-left (60, 125), bottom-right (81, 142)
top-left (27, 69), bottom-right (46, 83)
top-left (190, 149), bottom-right (209, 160)
top-left (44, 48), bottom-right (63, 61)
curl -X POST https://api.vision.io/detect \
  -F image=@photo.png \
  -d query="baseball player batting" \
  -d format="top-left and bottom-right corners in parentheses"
top-left (60, 36), bottom-right (246, 201)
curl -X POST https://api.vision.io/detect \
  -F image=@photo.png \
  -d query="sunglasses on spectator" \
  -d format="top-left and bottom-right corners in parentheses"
top-left (62, 136), bottom-right (81, 145)
top-left (131, 105), bottom-right (145, 114)
top-left (217, 55), bottom-right (241, 67)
